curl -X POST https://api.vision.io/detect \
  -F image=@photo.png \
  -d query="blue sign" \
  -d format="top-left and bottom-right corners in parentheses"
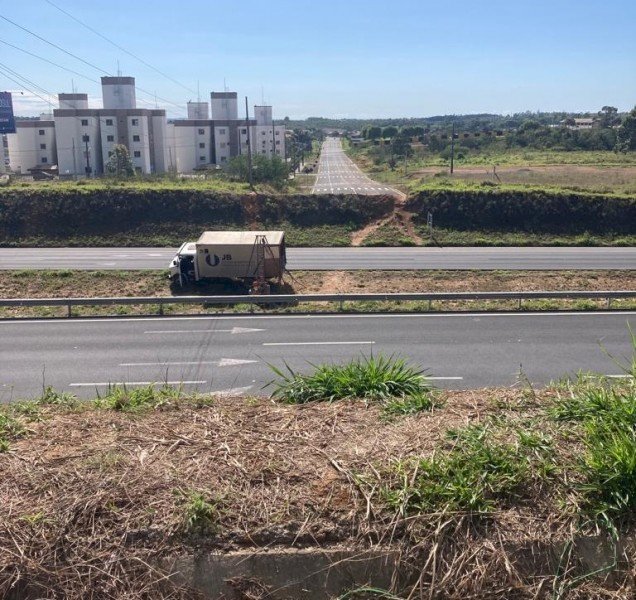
top-left (0, 92), bottom-right (16, 134)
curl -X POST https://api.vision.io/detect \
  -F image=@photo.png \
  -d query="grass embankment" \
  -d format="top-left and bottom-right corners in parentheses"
top-left (0, 190), bottom-right (391, 248)
top-left (1, 269), bottom-right (635, 318)
top-left (2, 183), bottom-right (635, 247)
top-left (1, 352), bottom-right (635, 598)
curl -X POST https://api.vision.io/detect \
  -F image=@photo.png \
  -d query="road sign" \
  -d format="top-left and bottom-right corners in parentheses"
top-left (0, 92), bottom-right (16, 134)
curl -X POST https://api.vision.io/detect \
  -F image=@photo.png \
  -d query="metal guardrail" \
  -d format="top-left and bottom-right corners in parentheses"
top-left (0, 291), bottom-right (634, 317)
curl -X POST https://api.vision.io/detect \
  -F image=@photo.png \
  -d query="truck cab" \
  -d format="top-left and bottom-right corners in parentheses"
top-left (168, 242), bottom-right (197, 286)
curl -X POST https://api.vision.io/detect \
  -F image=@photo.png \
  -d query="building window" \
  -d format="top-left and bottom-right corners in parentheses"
top-left (220, 156), bottom-right (227, 162)
top-left (198, 128), bottom-right (205, 135)
top-left (105, 119), bottom-right (113, 126)
top-left (241, 128), bottom-right (247, 134)
top-left (82, 135), bottom-right (90, 142)
top-left (40, 143), bottom-right (46, 150)
top-left (199, 156), bottom-right (205, 161)
top-left (199, 142), bottom-right (205, 148)
top-left (132, 135), bottom-right (140, 142)
top-left (38, 129), bottom-right (45, 135)
top-left (81, 119), bottom-right (88, 126)
top-left (41, 157), bottom-right (48, 163)
top-left (275, 131), bottom-right (280, 135)
top-left (276, 140), bottom-right (281, 145)
top-left (107, 135), bottom-right (114, 142)
top-left (108, 151), bottom-right (113, 157)
top-left (134, 151), bottom-right (141, 158)
top-left (131, 119), bottom-right (139, 126)
top-left (220, 142), bottom-right (226, 148)
top-left (219, 128), bottom-right (226, 134)
top-left (261, 131), bottom-right (266, 135)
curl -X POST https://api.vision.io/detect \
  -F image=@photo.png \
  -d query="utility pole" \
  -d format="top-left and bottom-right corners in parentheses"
top-left (245, 96), bottom-right (253, 188)
top-left (450, 122), bottom-right (455, 175)
top-left (72, 137), bottom-right (77, 178)
top-left (83, 136), bottom-right (91, 177)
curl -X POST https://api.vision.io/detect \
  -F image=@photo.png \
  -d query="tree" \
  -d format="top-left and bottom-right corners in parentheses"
top-left (616, 106), bottom-right (636, 152)
top-left (598, 106), bottom-right (620, 128)
top-left (228, 154), bottom-right (289, 188)
top-left (105, 144), bottom-right (134, 178)
top-left (382, 126), bottom-right (398, 139)
top-left (391, 135), bottom-right (413, 158)
top-left (365, 126), bottom-right (382, 140)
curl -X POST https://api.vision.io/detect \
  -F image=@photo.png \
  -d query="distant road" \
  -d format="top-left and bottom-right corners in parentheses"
top-left (0, 247), bottom-right (634, 271)
top-left (1, 312), bottom-right (633, 400)
top-left (312, 137), bottom-right (402, 196)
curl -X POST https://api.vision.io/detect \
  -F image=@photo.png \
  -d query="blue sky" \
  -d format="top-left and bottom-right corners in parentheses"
top-left (1, 0), bottom-right (635, 118)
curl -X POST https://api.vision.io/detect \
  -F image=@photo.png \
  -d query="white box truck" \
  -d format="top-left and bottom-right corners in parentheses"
top-left (169, 231), bottom-right (286, 288)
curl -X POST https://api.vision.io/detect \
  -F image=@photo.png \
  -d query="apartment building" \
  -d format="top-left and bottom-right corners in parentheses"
top-left (5, 76), bottom-right (285, 176)
top-left (53, 77), bottom-right (168, 176)
top-left (5, 116), bottom-right (57, 174)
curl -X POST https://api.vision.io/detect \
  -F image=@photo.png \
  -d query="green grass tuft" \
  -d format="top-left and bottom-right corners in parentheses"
top-left (96, 383), bottom-right (182, 412)
top-left (383, 423), bottom-right (550, 513)
top-left (269, 355), bottom-right (434, 404)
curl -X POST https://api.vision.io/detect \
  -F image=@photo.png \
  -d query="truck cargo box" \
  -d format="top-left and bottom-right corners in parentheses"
top-left (193, 231), bottom-right (286, 281)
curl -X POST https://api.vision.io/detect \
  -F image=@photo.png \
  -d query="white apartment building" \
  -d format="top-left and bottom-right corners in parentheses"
top-left (5, 77), bottom-right (285, 176)
top-left (6, 118), bottom-right (57, 174)
top-left (54, 77), bottom-right (167, 176)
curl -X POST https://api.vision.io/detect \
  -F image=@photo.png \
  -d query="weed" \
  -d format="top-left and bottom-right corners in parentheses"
top-left (381, 392), bottom-right (442, 417)
top-left (0, 412), bottom-right (25, 452)
top-left (96, 383), bottom-right (182, 412)
top-left (178, 490), bottom-right (220, 534)
top-left (35, 386), bottom-right (79, 408)
top-left (383, 424), bottom-right (549, 513)
top-left (269, 355), bottom-right (433, 404)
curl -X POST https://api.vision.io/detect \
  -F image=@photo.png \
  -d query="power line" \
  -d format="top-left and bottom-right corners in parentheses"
top-left (43, 0), bottom-right (197, 95)
top-left (0, 13), bottom-right (109, 75)
top-left (0, 38), bottom-right (100, 86)
top-left (0, 14), bottom-right (186, 114)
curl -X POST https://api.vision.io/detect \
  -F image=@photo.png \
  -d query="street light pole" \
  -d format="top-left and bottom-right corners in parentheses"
top-left (450, 122), bottom-right (455, 175)
top-left (245, 96), bottom-right (253, 188)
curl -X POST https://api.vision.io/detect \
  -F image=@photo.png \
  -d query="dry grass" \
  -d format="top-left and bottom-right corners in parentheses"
top-left (1, 269), bottom-right (634, 299)
top-left (1, 388), bottom-right (634, 599)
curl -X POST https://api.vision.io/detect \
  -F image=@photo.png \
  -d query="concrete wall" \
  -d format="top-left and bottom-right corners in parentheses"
top-left (7, 121), bottom-right (57, 174)
top-left (54, 113), bottom-right (102, 176)
top-left (102, 76), bottom-right (136, 110)
top-left (211, 92), bottom-right (238, 120)
top-left (187, 102), bottom-right (209, 119)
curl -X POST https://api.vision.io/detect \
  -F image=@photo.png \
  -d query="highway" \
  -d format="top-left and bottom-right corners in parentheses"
top-left (312, 137), bottom-right (402, 196)
top-left (1, 312), bottom-right (633, 401)
top-left (1, 247), bottom-right (634, 271)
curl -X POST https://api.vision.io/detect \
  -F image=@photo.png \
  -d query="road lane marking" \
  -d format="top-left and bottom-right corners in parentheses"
top-left (144, 327), bottom-right (265, 334)
top-left (428, 376), bottom-right (464, 380)
top-left (70, 380), bottom-right (206, 387)
top-left (119, 358), bottom-right (258, 367)
top-left (263, 341), bottom-right (375, 346)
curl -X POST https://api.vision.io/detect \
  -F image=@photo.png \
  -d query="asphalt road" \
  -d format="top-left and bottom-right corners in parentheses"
top-left (1, 312), bottom-right (633, 401)
top-left (312, 137), bottom-right (401, 196)
top-left (1, 247), bottom-right (634, 271)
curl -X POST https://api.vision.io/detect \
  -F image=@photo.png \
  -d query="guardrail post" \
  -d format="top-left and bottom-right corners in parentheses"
top-left (607, 297), bottom-right (612, 309)
top-left (428, 299), bottom-right (432, 311)
top-left (339, 299), bottom-right (344, 312)
top-left (67, 302), bottom-right (71, 318)
top-left (158, 303), bottom-right (164, 316)
top-left (518, 298), bottom-right (522, 310)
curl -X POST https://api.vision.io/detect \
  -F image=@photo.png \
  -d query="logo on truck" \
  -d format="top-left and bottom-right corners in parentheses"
top-left (205, 253), bottom-right (221, 267)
